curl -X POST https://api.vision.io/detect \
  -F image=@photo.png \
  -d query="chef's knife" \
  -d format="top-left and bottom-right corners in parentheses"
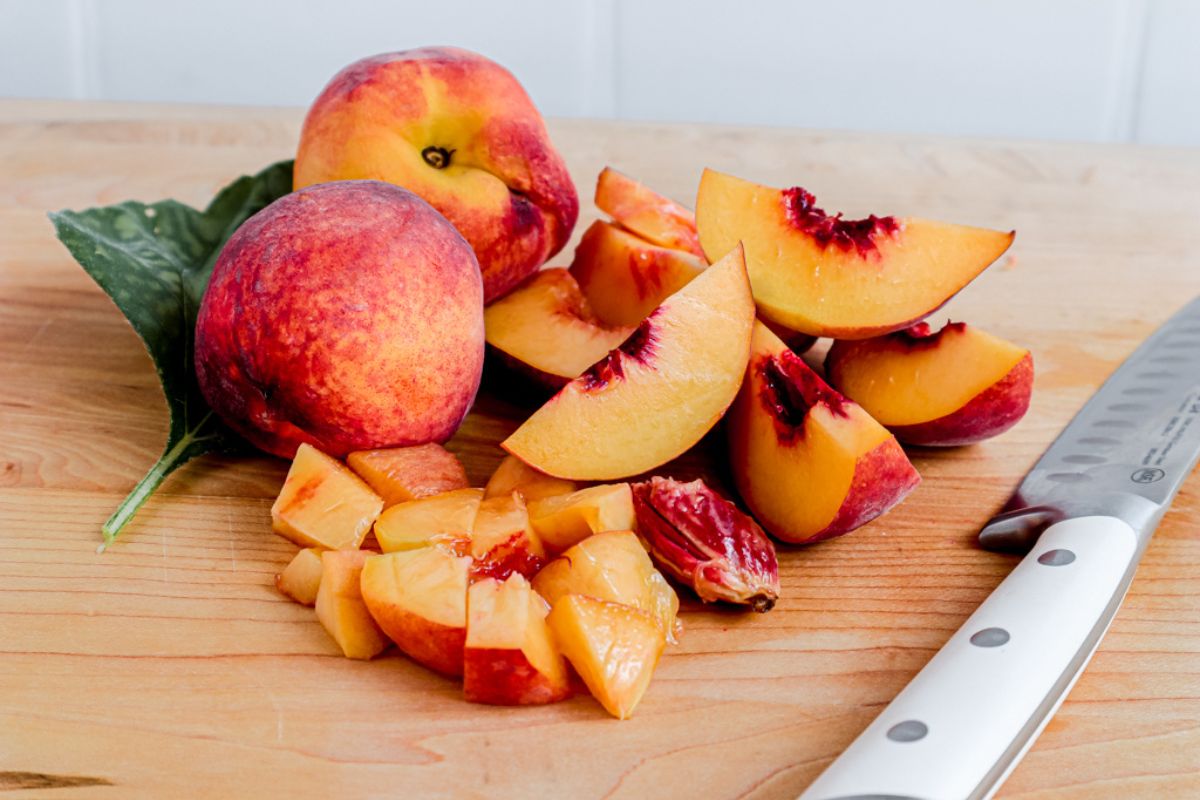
top-left (798, 296), bottom-right (1200, 800)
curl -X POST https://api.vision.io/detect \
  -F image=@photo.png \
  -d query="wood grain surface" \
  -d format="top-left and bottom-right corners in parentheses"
top-left (1, 99), bottom-right (1199, 799)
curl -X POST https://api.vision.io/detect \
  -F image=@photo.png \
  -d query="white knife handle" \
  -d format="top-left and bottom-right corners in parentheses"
top-left (798, 516), bottom-right (1139, 800)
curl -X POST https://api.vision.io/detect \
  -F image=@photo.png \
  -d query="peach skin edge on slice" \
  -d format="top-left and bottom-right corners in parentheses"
top-left (826, 321), bottom-right (1034, 446)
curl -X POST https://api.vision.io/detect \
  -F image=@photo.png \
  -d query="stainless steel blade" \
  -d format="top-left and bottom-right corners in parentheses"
top-left (981, 295), bottom-right (1200, 551)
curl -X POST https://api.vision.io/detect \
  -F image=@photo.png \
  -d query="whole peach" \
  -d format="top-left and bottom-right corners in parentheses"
top-left (294, 47), bottom-right (579, 302)
top-left (195, 180), bottom-right (484, 459)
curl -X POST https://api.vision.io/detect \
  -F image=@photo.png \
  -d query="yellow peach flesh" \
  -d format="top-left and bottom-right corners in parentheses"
top-left (271, 443), bottom-right (383, 550)
top-left (346, 444), bottom-right (468, 508)
top-left (484, 454), bottom-right (578, 502)
top-left (275, 547), bottom-right (324, 606)
top-left (546, 594), bottom-right (665, 720)
top-left (502, 245), bottom-right (755, 480)
top-left (526, 483), bottom-right (636, 552)
top-left (696, 169), bottom-right (1014, 338)
top-left (372, 488), bottom-right (482, 553)
top-left (315, 549), bottom-right (389, 660)
top-left (569, 220), bottom-right (707, 327)
top-left (484, 269), bottom-right (634, 383)
top-left (827, 324), bottom-right (1031, 425)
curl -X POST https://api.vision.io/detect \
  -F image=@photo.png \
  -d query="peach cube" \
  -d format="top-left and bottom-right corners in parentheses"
top-left (373, 488), bottom-right (483, 553)
top-left (315, 549), bottom-right (389, 659)
top-left (526, 483), bottom-right (636, 552)
top-left (360, 548), bottom-right (471, 676)
top-left (484, 454), bottom-right (578, 503)
top-left (532, 530), bottom-right (678, 640)
top-left (347, 444), bottom-right (469, 508)
top-left (464, 574), bottom-right (571, 705)
top-left (271, 444), bottom-right (383, 550)
top-left (547, 594), bottom-right (665, 720)
top-left (275, 547), bottom-right (324, 606)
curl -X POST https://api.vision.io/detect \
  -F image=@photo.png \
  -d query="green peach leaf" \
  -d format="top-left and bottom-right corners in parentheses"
top-left (48, 160), bottom-right (294, 548)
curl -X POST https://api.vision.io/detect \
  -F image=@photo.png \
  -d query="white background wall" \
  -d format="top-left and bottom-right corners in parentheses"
top-left (2, 0), bottom-right (1198, 146)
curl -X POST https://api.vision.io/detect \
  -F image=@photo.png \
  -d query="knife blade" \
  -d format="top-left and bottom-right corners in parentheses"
top-left (798, 296), bottom-right (1200, 800)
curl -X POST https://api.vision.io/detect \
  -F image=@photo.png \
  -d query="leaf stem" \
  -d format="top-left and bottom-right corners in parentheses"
top-left (99, 419), bottom-right (209, 549)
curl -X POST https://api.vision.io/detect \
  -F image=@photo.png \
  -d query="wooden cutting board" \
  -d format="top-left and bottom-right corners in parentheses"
top-left (2, 99), bottom-right (1198, 799)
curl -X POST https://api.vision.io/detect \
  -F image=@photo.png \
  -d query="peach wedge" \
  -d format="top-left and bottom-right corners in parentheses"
top-left (826, 321), bottom-right (1034, 446)
top-left (484, 268), bottom-right (635, 388)
top-left (502, 245), bottom-right (755, 480)
top-left (360, 548), bottom-right (471, 676)
top-left (696, 169), bottom-right (1014, 339)
top-left (569, 220), bottom-right (707, 327)
top-left (594, 167), bottom-right (705, 257)
top-left (727, 322), bottom-right (920, 543)
top-left (464, 574), bottom-right (571, 705)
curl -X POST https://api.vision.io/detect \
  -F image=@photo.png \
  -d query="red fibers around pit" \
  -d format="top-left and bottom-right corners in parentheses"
top-left (580, 313), bottom-right (658, 391)
top-left (760, 349), bottom-right (849, 443)
top-left (781, 187), bottom-right (900, 258)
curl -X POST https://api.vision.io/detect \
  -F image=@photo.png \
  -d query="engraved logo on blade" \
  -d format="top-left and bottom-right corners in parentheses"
top-left (1131, 467), bottom-right (1165, 484)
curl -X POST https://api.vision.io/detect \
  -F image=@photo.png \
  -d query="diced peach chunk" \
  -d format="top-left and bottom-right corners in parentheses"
top-left (347, 444), bottom-right (468, 508)
top-left (275, 547), bottom-right (324, 606)
top-left (271, 443), bottom-right (382, 550)
top-left (464, 574), bottom-right (571, 705)
top-left (373, 488), bottom-right (483, 553)
top-left (315, 549), bottom-right (389, 659)
top-left (547, 594), bottom-right (665, 720)
top-left (526, 483), bottom-right (636, 552)
top-left (484, 454), bottom-right (578, 503)
top-left (471, 492), bottom-right (545, 580)
top-left (360, 548), bottom-right (471, 676)
top-left (532, 530), bottom-right (678, 640)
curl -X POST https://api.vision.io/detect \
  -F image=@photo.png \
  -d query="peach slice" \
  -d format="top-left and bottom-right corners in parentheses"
top-left (271, 443), bottom-right (383, 550)
top-left (569, 221), bottom-right (707, 327)
top-left (315, 549), bottom-right (389, 659)
top-left (484, 268), bottom-right (635, 388)
top-left (360, 548), bottom-right (471, 676)
top-left (826, 321), bottom-right (1034, 446)
top-left (464, 574), bottom-right (571, 705)
top-left (547, 594), bottom-right (666, 720)
top-left (526, 483), bottom-right (636, 552)
top-left (346, 444), bottom-right (468, 508)
top-left (372, 488), bottom-right (483, 553)
top-left (275, 547), bottom-right (324, 606)
top-left (727, 322), bottom-right (920, 543)
top-left (532, 530), bottom-right (679, 640)
top-left (471, 492), bottom-right (546, 580)
top-left (502, 244), bottom-right (755, 480)
top-left (484, 454), bottom-right (578, 503)
top-left (594, 167), bottom-right (705, 257)
top-left (695, 169), bottom-right (1014, 339)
